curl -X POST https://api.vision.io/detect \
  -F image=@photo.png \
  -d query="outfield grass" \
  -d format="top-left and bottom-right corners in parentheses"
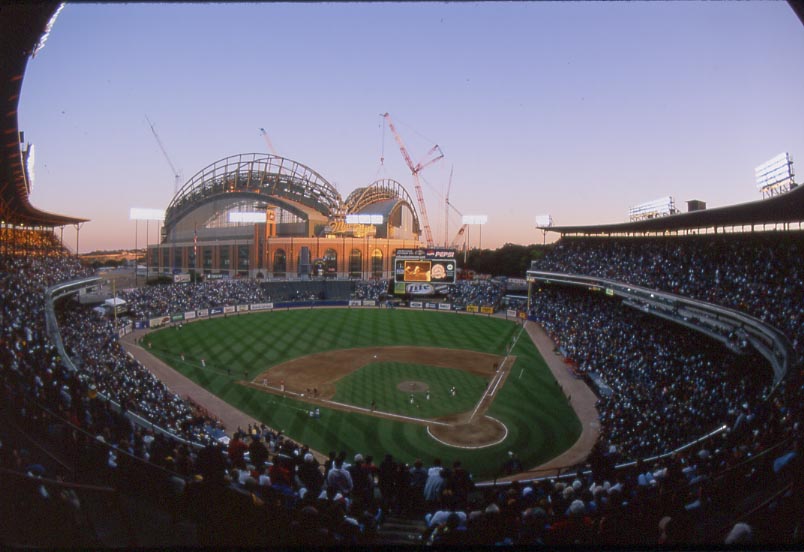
top-left (147, 308), bottom-right (582, 480)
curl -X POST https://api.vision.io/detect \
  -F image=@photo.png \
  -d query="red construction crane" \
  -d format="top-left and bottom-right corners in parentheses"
top-left (259, 127), bottom-right (278, 156)
top-left (381, 112), bottom-right (443, 248)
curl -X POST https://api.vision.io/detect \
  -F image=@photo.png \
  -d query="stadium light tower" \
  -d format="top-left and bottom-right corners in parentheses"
top-left (535, 214), bottom-right (553, 245)
top-left (130, 208), bottom-right (165, 285)
top-left (462, 215), bottom-right (488, 263)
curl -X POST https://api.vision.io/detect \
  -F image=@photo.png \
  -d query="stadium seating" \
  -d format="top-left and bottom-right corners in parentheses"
top-left (2, 230), bottom-right (803, 545)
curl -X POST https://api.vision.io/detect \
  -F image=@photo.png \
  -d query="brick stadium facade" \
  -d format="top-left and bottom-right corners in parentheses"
top-left (147, 153), bottom-right (424, 279)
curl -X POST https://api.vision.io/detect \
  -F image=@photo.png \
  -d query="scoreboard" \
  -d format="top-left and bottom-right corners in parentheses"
top-left (393, 248), bottom-right (456, 295)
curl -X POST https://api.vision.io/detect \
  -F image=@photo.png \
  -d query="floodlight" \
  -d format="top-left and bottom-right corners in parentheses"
top-left (462, 215), bottom-right (488, 225)
top-left (535, 215), bottom-right (553, 228)
top-left (129, 208), bottom-right (165, 221)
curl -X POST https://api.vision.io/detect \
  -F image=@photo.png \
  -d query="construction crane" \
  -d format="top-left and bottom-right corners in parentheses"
top-left (381, 112), bottom-right (443, 248)
top-left (259, 127), bottom-right (278, 156)
top-left (450, 224), bottom-right (468, 249)
top-left (444, 165), bottom-right (453, 247)
top-left (145, 115), bottom-right (182, 194)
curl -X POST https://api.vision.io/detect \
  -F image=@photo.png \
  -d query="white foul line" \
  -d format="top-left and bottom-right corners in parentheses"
top-left (322, 399), bottom-right (451, 426)
top-left (468, 323), bottom-right (527, 422)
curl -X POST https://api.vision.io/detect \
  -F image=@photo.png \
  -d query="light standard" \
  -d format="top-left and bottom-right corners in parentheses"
top-left (130, 208), bottom-right (165, 286)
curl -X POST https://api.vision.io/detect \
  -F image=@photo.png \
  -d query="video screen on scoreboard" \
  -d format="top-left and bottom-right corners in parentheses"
top-left (394, 248), bottom-right (456, 286)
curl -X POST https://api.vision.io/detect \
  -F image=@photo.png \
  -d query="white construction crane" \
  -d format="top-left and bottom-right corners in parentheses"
top-left (145, 115), bottom-right (182, 194)
top-left (381, 112), bottom-right (443, 248)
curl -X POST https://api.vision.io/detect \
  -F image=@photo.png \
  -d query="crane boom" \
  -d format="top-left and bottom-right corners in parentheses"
top-left (145, 115), bottom-right (181, 194)
top-left (259, 127), bottom-right (278, 155)
top-left (450, 224), bottom-right (468, 249)
top-left (381, 112), bottom-right (443, 248)
top-left (445, 165), bottom-right (453, 246)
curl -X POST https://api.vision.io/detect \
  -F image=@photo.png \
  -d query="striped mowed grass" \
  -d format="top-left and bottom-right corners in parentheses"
top-left (147, 308), bottom-right (581, 480)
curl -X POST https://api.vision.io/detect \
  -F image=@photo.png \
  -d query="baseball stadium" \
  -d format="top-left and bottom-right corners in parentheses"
top-left (2, 3), bottom-right (804, 548)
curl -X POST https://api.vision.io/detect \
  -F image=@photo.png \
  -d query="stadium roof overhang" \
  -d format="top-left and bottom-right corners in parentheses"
top-left (0, 3), bottom-right (88, 227)
top-left (550, 185), bottom-right (804, 236)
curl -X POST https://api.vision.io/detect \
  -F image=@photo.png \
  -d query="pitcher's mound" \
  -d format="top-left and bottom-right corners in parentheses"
top-left (397, 380), bottom-right (429, 393)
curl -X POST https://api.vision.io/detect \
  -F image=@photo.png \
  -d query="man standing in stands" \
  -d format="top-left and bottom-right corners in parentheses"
top-left (326, 453), bottom-right (353, 497)
top-left (248, 434), bottom-right (269, 468)
top-left (227, 431), bottom-right (248, 468)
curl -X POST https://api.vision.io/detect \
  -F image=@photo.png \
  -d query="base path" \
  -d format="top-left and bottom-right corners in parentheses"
top-left (496, 320), bottom-right (600, 481)
top-left (117, 330), bottom-right (327, 456)
top-left (120, 317), bottom-right (599, 478)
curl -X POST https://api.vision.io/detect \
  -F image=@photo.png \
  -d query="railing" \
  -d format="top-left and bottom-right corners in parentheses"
top-left (44, 277), bottom-right (205, 450)
top-left (526, 270), bottom-right (795, 388)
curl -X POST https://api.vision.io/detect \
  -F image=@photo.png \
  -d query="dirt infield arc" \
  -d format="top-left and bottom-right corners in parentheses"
top-left (248, 346), bottom-right (512, 448)
top-left (122, 318), bottom-right (600, 479)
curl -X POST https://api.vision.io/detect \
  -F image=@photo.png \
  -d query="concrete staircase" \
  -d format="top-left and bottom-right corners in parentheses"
top-left (377, 513), bottom-right (427, 545)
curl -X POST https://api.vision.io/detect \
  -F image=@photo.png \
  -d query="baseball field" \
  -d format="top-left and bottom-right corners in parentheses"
top-left (145, 307), bottom-right (582, 480)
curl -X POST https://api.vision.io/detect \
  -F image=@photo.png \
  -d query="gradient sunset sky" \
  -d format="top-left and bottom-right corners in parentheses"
top-left (18, 2), bottom-right (804, 253)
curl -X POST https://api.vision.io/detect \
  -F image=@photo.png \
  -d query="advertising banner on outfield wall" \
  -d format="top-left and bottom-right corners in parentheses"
top-left (210, 307), bottom-right (224, 316)
top-left (134, 321), bottom-right (147, 330)
top-left (196, 308), bottom-right (209, 317)
top-left (438, 303), bottom-right (451, 311)
top-left (425, 302), bottom-right (439, 309)
top-left (237, 305), bottom-right (249, 312)
top-left (466, 305), bottom-right (479, 313)
top-left (149, 316), bottom-right (171, 328)
top-left (223, 306), bottom-right (236, 314)
top-left (117, 323), bottom-right (132, 338)
top-left (173, 273), bottom-right (191, 283)
top-left (349, 300), bottom-right (362, 307)
top-left (184, 311), bottom-right (196, 320)
top-left (506, 309), bottom-right (517, 318)
top-left (171, 313), bottom-right (184, 322)
top-left (405, 283), bottom-right (435, 295)
top-left (363, 300), bottom-right (376, 307)
top-left (250, 303), bottom-right (274, 311)
top-left (410, 301), bottom-right (423, 308)
top-left (480, 306), bottom-right (495, 314)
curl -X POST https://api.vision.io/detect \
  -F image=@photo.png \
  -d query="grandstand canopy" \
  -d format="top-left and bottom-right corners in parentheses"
top-left (550, 184), bottom-right (804, 236)
top-left (0, 4), bottom-right (88, 227)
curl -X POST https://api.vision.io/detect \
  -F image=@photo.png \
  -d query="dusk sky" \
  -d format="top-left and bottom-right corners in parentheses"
top-left (19, 2), bottom-right (804, 253)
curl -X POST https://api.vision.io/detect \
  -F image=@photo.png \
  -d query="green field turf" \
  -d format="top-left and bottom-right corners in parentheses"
top-left (332, 361), bottom-right (488, 419)
top-left (146, 308), bottom-right (582, 480)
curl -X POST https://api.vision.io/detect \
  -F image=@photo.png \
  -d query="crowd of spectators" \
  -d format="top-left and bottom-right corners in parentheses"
top-left (532, 234), bottom-right (804, 359)
top-left (3, 229), bottom-right (803, 545)
top-left (353, 279), bottom-right (389, 301)
top-left (530, 285), bottom-right (770, 459)
top-left (120, 279), bottom-right (274, 320)
top-left (446, 280), bottom-right (504, 309)
top-left (57, 306), bottom-right (223, 445)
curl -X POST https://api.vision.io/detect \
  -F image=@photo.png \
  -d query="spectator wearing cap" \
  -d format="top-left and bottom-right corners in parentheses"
top-left (296, 452), bottom-right (324, 497)
top-left (348, 453), bottom-right (372, 507)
